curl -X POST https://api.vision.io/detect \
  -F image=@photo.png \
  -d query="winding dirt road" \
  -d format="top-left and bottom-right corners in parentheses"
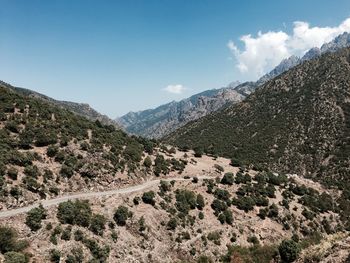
top-left (0, 175), bottom-right (213, 219)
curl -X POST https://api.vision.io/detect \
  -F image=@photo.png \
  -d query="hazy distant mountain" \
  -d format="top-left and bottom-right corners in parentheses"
top-left (117, 81), bottom-right (257, 138)
top-left (0, 80), bottom-right (119, 127)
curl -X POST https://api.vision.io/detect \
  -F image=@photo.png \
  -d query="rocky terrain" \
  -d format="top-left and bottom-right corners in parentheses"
top-left (0, 81), bottom-right (119, 127)
top-left (0, 149), bottom-right (348, 262)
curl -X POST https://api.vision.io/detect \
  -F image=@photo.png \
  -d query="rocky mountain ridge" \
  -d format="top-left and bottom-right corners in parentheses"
top-left (117, 81), bottom-right (257, 138)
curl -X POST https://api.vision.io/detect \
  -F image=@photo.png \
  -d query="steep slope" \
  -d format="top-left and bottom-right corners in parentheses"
top-left (166, 47), bottom-right (350, 189)
top-left (117, 82), bottom-right (256, 139)
top-left (0, 81), bottom-right (119, 127)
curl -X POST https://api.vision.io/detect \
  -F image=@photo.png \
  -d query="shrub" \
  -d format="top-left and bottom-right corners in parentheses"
top-left (235, 172), bottom-right (251, 184)
top-left (57, 200), bottom-right (92, 227)
top-left (114, 206), bottom-right (131, 226)
top-left (143, 156), bottom-right (152, 168)
top-left (234, 196), bottom-right (255, 212)
top-left (175, 189), bottom-right (197, 214)
top-left (196, 194), bottom-right (205, 210)
top-left (142, 191), bottom-right (156, 206)
top-left (167, 218), bottom-right (178, 230)
top-left (90, 214), bottom-right (106, 236)
top-left (47, 145), bottom-right (59, 157)
top-left (61, 226), bottom-right (72, 241)
top-left (49, 249), bottom-right (61, 263)
top-left (223, 210), bottom-right (233, 224)
top-left (214, 164), bottom-right (224, 173)
top-left (66, 247), bottom-right (84, 263)
top-left (247, 235), bottom-right (260, 245)
top-left (230, 158), bottom-right (241, 167)
top-left (221, 173), bottom-right (234, 185)
top-left (278, 239), bottom-right (300, 263)
top-left (25, 204), bottom-right (47, 231)
top-left (4, 252), bottom-right (26, 263)
top-left (0, 226), bottom-right (28, 254)
top-left (7, 168), bottom-right (18, 180)
top-left (267, 204), bottom-right (279, 218)
top-left (211, 199), bottom-right (228, 215)
top-left (199, 212), bottom-right (204, 220)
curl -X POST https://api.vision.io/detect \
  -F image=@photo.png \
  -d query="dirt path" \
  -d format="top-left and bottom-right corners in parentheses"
top-left (0, 175), bottom-right (213, 219)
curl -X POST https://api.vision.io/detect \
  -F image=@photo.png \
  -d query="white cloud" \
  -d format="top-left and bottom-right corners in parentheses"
top-left (163, 84), bottom-right (186, 94)
top-left (228, 17), bottom-right (350, 80)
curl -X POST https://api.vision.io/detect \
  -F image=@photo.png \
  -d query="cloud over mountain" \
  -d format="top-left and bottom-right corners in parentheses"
top-left (228, 17), bottom-right (350, 79)
top-left (163, 84), bottom-right (186, 94)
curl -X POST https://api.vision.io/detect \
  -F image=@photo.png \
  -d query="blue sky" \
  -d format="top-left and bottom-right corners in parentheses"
top-left (1, 1), bottom-right (350, 117)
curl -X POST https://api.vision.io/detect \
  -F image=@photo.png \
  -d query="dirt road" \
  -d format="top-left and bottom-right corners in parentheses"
top-left (0, 175), bottom-right (213, 219)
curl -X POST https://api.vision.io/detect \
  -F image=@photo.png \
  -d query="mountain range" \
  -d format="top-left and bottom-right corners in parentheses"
top-left (117, 32), bottom-right (350, 139)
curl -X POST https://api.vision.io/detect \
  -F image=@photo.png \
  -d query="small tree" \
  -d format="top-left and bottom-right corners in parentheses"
top-left (25, 204), bottom-right (47, 231)
top-left (221, 173), bottom-right (234, 185)
top-left (143, 156), bottom-right (152, 168)
top-left (278, 239), bottom-right (300, 263)
top-left (4, 252), bottom-right (26, 263)
top-left (114, 206), bottom-right (131, 226)
top-left (196, 194), bottom-right (205, 210)
top-left (89, 214), bottom-right (106, 236)
top-left (142, 191), bottom-right (156, 206)
top-left (167, 217), bottom-right (177, 230)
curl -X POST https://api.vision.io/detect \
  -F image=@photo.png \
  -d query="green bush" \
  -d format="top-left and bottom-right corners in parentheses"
top-left (278, 239), bottom-right (300, 263)
top-left (49, 249), bottom-right (61, 263)
top-left (175, 189), bottom-right (197, 214)
top-left (114, 206), bottom-right (131, 226)
top-left (0, 226), bottom-right (28, 254)
top-left (89, 214), bottom-right (106, 236)
top-left (7, 168), bottom-right (18, 180)
top-left (47, 145), bottom-right (59, 157)
top-left (167, 217), bottom-right (177, 230)
top-left (4, 252), bottom-right (26, 263)
top-left (234, 196), bottom-right (255, 212)
top-left (142, 191), bottom-right (156, 206)
top-left (25, 204), bottom-right (47, 231)
top-left (196, 194), bottom-right (205, 210)
top-left (221, 173), bottom-right (234, 185)
top-left (66, 247), bottom-right (84, 263)
top-left (57, 200), bottom-right (92, 227)
top-left (143, 156), bottom-right (152, 168)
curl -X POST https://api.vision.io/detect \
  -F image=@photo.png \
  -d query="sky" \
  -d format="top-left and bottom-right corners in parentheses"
top-left (1, 1), bottom-right (350, 117)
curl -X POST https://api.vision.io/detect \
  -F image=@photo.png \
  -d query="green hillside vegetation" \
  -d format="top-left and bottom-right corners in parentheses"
top-left (0, 86), bottom-right (184, 207)
top-left (166, 47), bottom-right (350, 192)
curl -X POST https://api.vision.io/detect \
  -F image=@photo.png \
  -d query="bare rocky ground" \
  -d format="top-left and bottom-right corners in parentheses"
top-left (0, 150), bottom-right (348, 263)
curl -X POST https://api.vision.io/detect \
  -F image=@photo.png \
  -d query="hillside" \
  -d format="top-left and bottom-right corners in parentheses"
top-left (166, 47), bottom-right (350, 191)
top-left (117, 82), bottom-right (256, 139)
top-left (1, 150), bottom-right (348, 262)
top-left (0, 81), bottom-right (119, 127)
top-left (1, 84), bottom-right (349, 262)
